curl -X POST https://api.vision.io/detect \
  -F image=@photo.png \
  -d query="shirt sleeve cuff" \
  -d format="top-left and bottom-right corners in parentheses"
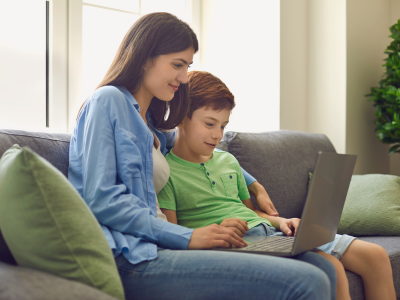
top-left (158, 201), bottom-right (176, 211)
top-left (158, 221), bottom-right (194, 250)
top-left (242, 167), bottom-right (256, 186)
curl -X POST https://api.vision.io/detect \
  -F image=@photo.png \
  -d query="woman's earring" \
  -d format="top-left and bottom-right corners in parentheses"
top-left (164, 102), bottom-right (170, 120)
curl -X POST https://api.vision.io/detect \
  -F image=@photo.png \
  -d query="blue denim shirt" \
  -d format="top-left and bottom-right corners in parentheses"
top-left (68, 86), bottom-right (256, 265)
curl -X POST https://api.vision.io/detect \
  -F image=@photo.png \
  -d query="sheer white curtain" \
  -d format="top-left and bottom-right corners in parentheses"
top-left (81, 0), bottom-right (193, 103)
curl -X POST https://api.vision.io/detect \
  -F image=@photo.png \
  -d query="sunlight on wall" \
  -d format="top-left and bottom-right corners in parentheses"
top-left (201, 0), bottom-right (280, 133)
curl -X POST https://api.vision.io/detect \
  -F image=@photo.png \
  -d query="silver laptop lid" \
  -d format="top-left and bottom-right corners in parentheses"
top-left (292, 152), bottom-right (357, 255)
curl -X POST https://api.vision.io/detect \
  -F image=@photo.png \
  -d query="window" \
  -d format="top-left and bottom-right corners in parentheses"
top-left (0, 1), bottom-right (278, 134)
top-left (69, 0), bottom-right (199, 132)
top-left (0, 1), bottom-right (46, 131)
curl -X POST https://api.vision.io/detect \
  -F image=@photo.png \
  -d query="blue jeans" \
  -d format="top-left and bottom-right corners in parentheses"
top-left (115, 247), bottom-right (337, 300)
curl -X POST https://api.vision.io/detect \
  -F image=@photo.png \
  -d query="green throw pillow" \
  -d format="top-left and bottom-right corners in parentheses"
top-left (337, 174), bottom-right (400, 236)
top-left (0, 145), bottom-right (125, 300)
top-left (309, 172), bottom-right (400, 236)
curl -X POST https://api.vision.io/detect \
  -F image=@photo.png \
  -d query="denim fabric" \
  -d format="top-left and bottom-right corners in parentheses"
top-left (245, 222), bottom-right (285, 236)
top-left (317, 234), bottom-right (357, 260)
top-left (115, 248), bottom-right (336, 300)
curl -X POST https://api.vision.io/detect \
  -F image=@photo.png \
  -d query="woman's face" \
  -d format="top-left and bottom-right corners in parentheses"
top-left (141, 47), bottom-right (195, 101)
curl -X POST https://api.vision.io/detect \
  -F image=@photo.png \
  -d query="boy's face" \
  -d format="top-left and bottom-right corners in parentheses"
top-left (178, 106), bottom-right (231, 158)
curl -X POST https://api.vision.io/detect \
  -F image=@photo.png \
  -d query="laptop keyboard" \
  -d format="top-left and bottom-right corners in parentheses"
top-left (244, 237), bottom-right (295, 252)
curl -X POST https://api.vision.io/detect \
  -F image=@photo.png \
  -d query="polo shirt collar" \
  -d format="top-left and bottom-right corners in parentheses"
top-left (168, 149), bottom-right (215, 169)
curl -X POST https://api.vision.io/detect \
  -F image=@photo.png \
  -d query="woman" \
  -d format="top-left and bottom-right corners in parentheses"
top-left (68, 12), bottom-right (337, 300)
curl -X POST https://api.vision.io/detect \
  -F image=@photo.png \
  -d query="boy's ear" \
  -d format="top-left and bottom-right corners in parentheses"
top-left (177, 116), bottom-right (187, 128)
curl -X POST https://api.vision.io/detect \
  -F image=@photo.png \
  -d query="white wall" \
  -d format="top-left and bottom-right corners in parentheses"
top-left (346, 0), bottom-right (392, 174)
top-left (281, 0), bottom-right (347, 153)
top-left (0, 1), bottom-right (46, 131)
top-left (281, 0), bottom-right (399, 175)
top-left (280, 0), bottom-right (307, 133)
top-left (201, 0), bottom-right (280, 133)
top-left (308, 0), bottom-right (347, 154)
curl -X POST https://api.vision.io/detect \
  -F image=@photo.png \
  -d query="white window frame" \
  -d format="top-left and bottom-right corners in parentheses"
top-left (61, 0), bottom-right (200, 133)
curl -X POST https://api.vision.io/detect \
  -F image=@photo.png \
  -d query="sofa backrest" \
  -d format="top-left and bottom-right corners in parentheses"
top-left (218, 130), bottom-right (336, 219)
top-left (0, 129), bottom-right (337, 219)
top-left (0, 130), bottom-right (71, 178)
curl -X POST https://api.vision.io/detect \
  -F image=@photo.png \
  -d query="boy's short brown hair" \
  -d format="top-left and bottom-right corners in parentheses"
top-left (187, 71), bottom-right (235, 118)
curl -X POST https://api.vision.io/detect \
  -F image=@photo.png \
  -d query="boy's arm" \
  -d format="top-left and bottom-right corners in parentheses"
top-left (242, 199), bottom-right (300, 236)
top-left (161, 208), bottom-right (178, 224)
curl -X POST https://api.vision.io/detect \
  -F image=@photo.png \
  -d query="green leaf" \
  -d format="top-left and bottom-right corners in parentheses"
top-left (376, 106), bottom-right (382, 117)
top-left (368, 19), bottom-right (400, 152)
top-left (384, 123), bottom-right (395, 130)
top-left (389, 144), bottom-right (400, 155)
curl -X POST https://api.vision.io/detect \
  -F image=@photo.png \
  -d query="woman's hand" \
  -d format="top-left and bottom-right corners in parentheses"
top-left (247, 181), bottom-right (279, 216)
top-left (188, 224), bottom-right (248, 250)
top-left (220, 218), bottom-right (249, 237)
top-left (279, 218), bottom-right (301, 236)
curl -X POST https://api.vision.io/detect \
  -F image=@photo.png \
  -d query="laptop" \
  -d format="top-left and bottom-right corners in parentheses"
top-left (212, 152), bottom-right (357, 257)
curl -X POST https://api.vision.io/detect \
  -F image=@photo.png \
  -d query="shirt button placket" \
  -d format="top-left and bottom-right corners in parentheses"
top-left (202, 164), bottom-right (216, 191)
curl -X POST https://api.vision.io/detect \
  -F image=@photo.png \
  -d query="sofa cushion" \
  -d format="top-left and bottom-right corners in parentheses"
top-left (0, 145), bottom-right (125, 300)
top-left (337, 174), bottom-right (400, 236)
top-left (307, 173), bottom-right (400, 236)
top-left (0, 262), bottom-right (119, 300)
top-left (220, 131), bottom-right (336, 218)
top-left (0, 230), bottom-right (16, 265)
top-left (0, 130), bottom-right (71, 177)
top-left (346, 236), bottom-right (400, 300)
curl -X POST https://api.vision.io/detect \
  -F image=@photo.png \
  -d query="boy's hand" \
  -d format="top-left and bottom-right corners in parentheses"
top-left (220, 218), bottom-right (249, 237)
top-left (188, 224), bottom-right (248, 249)
top-left (279, 218), bottom-right (301, 236)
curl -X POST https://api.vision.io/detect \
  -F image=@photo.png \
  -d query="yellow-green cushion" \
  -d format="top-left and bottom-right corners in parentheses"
top-left (309, 172), bottom-right (400, 236)
top-left (0, 145), bottom-right (125, 300)
top-left (337, 174), bottom-right (400, 236)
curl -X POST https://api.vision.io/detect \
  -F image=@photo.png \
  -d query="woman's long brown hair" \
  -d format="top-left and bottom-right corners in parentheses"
top-left (77, 12), bottom-right (198, 130)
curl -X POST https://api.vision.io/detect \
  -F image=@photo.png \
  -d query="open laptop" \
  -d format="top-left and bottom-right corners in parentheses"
top-left (213, 152), bottom-right (357, 257)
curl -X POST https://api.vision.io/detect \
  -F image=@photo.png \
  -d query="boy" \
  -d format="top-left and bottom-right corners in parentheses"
top-left (158, 71), bottom-right (395, 300)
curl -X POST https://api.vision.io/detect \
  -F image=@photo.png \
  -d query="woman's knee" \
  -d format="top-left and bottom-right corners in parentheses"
top-left (300, 264), bottom-right (332, 300)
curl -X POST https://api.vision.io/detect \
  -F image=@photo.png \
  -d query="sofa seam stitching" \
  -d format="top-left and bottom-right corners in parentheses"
top-left (0, 132), bottom-right (70, 143)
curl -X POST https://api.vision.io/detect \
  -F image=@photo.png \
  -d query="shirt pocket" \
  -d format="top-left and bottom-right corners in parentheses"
top-left (220, 173), bottom-right (239, 197)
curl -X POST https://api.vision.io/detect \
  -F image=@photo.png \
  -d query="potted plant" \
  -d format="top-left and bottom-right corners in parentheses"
top-left (367, 19), bottom-right (400, 155)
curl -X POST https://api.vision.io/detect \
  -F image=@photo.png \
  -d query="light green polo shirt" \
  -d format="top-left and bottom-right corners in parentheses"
top-left (157, 150), bottom-right (272, 229)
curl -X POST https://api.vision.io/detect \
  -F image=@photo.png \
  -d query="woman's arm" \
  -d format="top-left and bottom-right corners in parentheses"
top-left (72, 98), bottom-right (193, 250)
top-left (242, 199), bottom-right (299, 236)
top-left (247, 182), bottom-right (279, 216)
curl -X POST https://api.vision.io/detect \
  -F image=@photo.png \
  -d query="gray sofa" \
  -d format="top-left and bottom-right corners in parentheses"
top-left (0, 128), bottom-right (399, 300)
